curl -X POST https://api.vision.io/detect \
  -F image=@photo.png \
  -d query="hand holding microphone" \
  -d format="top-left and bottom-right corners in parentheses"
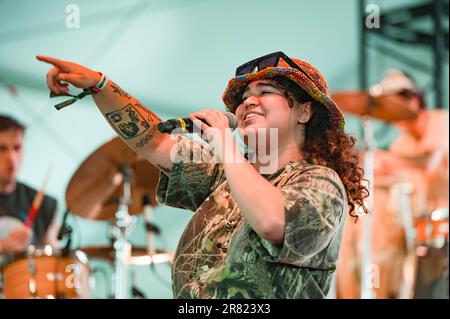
top-left (158, 110), bottom-right (239, 160)
top-left (175, 110), bottom-right (239, 162)
top-left (157, 111), bottom-right (237, 134)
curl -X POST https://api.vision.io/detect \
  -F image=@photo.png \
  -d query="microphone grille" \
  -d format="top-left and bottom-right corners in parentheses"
top-left (224, 112), bottom-right (238, 130)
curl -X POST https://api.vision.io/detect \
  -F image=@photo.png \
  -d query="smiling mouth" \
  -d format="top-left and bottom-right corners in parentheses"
top-left (242, 113), bottom-right (263, 126)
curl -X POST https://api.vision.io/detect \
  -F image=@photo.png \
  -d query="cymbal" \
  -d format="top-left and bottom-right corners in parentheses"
top-left (80, 246), bottom-right (173, 265)
top-left (332, 91), bottom-right (418, 122)
top-left (66, 137), bottom-right (160, 220)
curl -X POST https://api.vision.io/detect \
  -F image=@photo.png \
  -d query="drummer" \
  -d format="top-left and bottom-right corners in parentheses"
top-left (337, 70), bottom-right (449, 299)
top-left (0, 115), bottom-right (59, 254)
top-left (378, 70), bottom-right (449, 214)
top-left (375, 70), bottom-right (449, 299)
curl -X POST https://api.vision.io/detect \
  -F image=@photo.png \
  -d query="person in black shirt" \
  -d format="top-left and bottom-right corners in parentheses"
top-left (0, 115), bottom-right (58, 254)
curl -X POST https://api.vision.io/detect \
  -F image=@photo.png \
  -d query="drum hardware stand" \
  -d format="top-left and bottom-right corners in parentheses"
top-left (109, 165), bottom-right (136, 299)
top-left (143, 195), bottom-right (161, 259)
top-left (360, 116), bottom-right (376, 299)
top-left (55, 209), bottom-right (73, 298)
top-left (394, 183), bottom-right (417, 298)
top-left (58, 208), bottom-right (73, 257)
top-left (27, 245), bottom-right (38, 298)
top-left (395, 184), bottom-right (416, 254)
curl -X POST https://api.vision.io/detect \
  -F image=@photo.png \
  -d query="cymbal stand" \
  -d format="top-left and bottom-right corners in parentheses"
top-left (360, 116), bottom-right (376, 299)
top-left (110, 165), bottom-right (136, 299)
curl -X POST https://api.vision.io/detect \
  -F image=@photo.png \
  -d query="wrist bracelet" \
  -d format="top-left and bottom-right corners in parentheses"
top-left (90, 72), bottom-right (108, 94)
top-left (51, 89), bottom-right (94, 110)
top-left (50, 72), bottom-right (108, 111)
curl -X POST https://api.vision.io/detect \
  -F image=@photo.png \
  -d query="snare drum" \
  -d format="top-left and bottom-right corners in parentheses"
top-left (413, 208), bottom-right (449, 298)
top-left (0, 245), bottom-right (90, 299)
top-left (415, 208), bottom-right (449, 249)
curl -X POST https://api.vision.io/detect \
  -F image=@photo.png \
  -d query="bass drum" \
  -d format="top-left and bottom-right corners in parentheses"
top-left (1, 245), bottom-right (90, 299)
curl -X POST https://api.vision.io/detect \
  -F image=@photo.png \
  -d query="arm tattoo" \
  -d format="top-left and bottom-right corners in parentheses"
top-left (106, 85), bottom-right (162, 147)
top-left (105, 104), bottom-right (150, 140)
top-left (110, 82), bottom-right (131, 99)
top-left (134, 102), bottom-right (162, 121)
top-left (135, 127), bottom-right (156, 148)
top-left (131, 102), bottom-right (161, 148)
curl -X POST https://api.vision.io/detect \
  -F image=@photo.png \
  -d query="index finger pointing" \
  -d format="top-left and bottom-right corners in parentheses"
top-left (36, 55), bottom-right (69, 70)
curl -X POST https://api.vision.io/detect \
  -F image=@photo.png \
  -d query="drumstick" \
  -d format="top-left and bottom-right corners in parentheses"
top-left (24, 164), bottom-right (53, 228)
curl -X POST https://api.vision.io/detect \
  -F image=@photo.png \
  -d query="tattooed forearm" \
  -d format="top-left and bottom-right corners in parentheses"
top-left (105, 104), bottom-right (151, 140)
top-left (110, 82), bottom-right (131, 99)
top-left (104, 83), bottom-right (163, 146)
top-left (134, 102), bottom-right (162, 121)
top-left (135, 127), bottom-right (157, 148)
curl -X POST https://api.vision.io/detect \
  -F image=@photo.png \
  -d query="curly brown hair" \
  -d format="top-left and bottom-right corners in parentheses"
top-left (273, 77), bottom-right (369, 220)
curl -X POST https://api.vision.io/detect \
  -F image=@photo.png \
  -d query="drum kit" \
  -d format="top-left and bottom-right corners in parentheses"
top-left (0, 137), bottom-right (173, 299)
top-left (333, 91), bottom-right (449, 299)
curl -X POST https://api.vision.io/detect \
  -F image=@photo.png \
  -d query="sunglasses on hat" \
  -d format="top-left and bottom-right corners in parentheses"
top-left (235, 51), bottom-right (314, 82)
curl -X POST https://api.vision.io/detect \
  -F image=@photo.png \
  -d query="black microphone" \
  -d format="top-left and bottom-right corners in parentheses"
top-left (157, 112), bottom-right (237, 134)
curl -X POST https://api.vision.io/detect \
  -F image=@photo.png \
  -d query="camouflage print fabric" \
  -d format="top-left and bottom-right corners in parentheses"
top-left (157, 136), bottom-right (348, 299)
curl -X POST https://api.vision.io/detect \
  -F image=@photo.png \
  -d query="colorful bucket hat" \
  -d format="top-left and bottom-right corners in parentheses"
top-left (222, 52), bottom-right (345, 130)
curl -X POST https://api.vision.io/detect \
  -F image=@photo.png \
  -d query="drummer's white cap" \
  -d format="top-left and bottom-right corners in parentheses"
top-left (381, 69), bottom-right (419, 93)
top-left (370, 69), bottom-right (420, 96)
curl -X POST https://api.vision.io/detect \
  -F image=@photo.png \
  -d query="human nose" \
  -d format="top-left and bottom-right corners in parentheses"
top-left (237, 95), bottom-right (259, 116)
top-left (243, 94), bottom-right (260, 108)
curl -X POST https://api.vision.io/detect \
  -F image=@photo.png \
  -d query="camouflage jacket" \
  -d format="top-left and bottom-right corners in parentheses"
top-left (156, 136), bottom-right (348, 299)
